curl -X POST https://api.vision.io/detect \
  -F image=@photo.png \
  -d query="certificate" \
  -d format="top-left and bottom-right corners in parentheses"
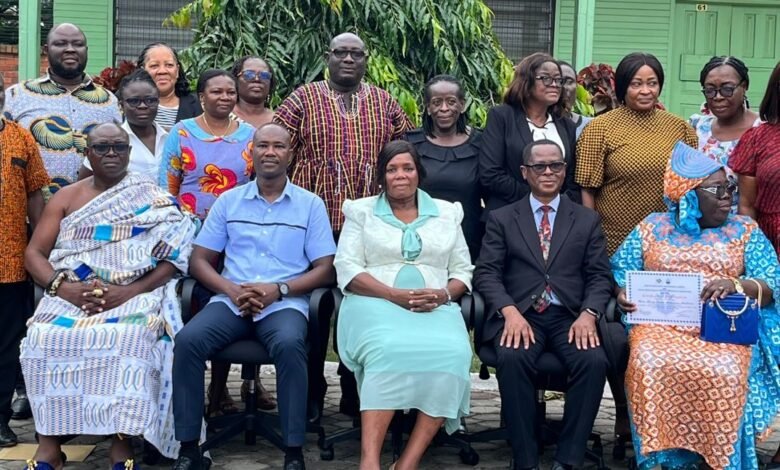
top-left (626, 271), bottom-right (703, 326)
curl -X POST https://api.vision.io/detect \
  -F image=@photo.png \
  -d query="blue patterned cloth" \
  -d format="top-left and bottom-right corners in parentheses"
top-left (612, 212), bottom-right (780, 469)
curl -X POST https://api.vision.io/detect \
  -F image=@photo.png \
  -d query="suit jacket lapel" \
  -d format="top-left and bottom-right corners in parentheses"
top-left (514, 108), bottom-right (535, 147)
top-left (515, 198), bottom-right (546, 268)
top-left (547, 196), bottom-right (575, 266)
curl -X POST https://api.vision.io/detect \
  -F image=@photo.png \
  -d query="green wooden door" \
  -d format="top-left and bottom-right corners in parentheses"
top-left (730, 7), bottom-right (780, 109)
top-left (670, 2), bottom-right (780, 119)
top-left (670, 3), bottom-right (732, 118)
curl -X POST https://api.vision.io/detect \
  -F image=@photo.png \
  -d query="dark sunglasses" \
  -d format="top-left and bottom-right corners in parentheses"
top-left (524, 161), bottom-right (566, 175)
top-left (701, 82), bottom-right (743, 99)
top-left (89, 143), bottom-right (130, 156)
top-left (698, 182), bottom-right (737, 199)
top-left (535, 75), bottom-right (564, 87)
top-left (330, 49), bottom-right (367, 60)
top-left (123, 97), bottom-right (159, 108)
top-left (240, 70), bottom-right (272, 82)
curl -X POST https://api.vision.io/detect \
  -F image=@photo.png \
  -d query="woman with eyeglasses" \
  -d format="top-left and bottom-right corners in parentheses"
top-left (479, 52), bottom-right (580, 217)
top-left (731, 61), bottom-right (780, 256)
top-left (137, 42), bottom-right (202, 131)
top-left (230, 56), bottom-right (276, 128)
top-left (690, 56), bottom-right (760, 214)
top-left (78, 69), bottom-right (168, 182)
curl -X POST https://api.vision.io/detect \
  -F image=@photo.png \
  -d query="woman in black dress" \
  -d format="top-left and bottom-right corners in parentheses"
top-left (406, 75), bottom-right (483, 260)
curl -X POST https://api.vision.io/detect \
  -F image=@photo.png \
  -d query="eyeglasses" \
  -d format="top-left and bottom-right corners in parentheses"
top-left (702, 82), bottom-right (743, 99)
top-left (698, 182), bottom-right (737, 199)
top-left (240, 70), bottom-right (272, 82)
top-left (535, 75), bottom-right (564, 87)
top-left (524, 161), bottom-right (566, 174)
top-left (330, 49), bottom-right (367, 60)
top-left (123, 97), bottom-right (159, 108)
top-left (562, 77), bottom-right (576, 86)
top-left (89, 143), bottom-right (130, 156)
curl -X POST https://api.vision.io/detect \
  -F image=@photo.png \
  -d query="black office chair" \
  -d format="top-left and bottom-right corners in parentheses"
top-left (464, 292), bottom-right (628, 470)
top-left (319, 289), bottom-right (480, 466)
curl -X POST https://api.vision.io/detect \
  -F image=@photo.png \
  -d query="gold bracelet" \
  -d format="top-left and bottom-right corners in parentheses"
top-left (731, 277), bottom-right (745, 294)
top-left (46, 270), bottom-right (70, 297)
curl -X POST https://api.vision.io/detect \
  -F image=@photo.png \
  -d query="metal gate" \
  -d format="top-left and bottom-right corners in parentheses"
top-left (114, 0), bottom-right (193, 64)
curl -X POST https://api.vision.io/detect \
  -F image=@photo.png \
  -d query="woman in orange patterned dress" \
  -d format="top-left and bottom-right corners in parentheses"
top-left (612, 143), bottom-right (780, 470)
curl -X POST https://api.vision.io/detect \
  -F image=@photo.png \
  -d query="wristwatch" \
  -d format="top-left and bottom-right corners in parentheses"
top-left (277, 282), bottom-right (290, 299)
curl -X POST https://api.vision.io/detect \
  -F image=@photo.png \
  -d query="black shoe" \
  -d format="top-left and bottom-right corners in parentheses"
top-left (171, 455), bottom-right (211, 470)
top-left (551, 461), bottom-right (573, 470)
top-left (283, 456), bottom-right (305, 470)
top-left (0, 421), bottom-right (18, 447)
top-left (11, 395), bottom-right (31, 420)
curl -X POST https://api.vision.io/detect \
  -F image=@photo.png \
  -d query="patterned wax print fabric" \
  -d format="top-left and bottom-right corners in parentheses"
top-left (158, 118), bottom-right (254, 220)
top-left (611, 212), bottom-right (780, 470)
top-left (20, 174), bottom-right (197, 458)
top-left (729, 123), bottom-right (780, 255)
top-left (274, 81), bottom-right (413, 231)
top-left (0, 118), bottom-right (50, 282)
top-left (3, 74), bottom-right (122, 196)
top-left (575, 107), bottom-right (698, 254)
top-left (689, 113), bottom-right (761, 213)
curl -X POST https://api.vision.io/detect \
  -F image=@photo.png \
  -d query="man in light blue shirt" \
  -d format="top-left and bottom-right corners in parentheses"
top-left (172, 123), bottom-right (336, 470)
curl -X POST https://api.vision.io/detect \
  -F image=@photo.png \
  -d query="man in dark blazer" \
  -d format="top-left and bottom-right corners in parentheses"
top-left (474, 139), bottom-right (612, 470)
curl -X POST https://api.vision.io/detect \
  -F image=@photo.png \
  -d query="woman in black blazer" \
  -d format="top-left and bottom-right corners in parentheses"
top-left (480, 52), bottom-right (580, 216)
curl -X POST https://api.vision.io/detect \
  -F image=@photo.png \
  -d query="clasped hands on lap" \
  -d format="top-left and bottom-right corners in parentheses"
top-left (498, 305), bottom-right (600, 351)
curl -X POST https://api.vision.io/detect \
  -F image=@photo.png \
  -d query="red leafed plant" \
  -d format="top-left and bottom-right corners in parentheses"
top-left (577, 63), bottom-right (619, 116)
top-left (92, 60), bottom-right (137, 93)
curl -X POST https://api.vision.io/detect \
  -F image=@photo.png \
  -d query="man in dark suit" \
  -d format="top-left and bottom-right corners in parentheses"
top-left (474, 139), bottom-right (612, 470)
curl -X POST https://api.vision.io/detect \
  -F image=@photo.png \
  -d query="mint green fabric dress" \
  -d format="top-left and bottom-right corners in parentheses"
top-left (336, 193), bottom-right (472, 434)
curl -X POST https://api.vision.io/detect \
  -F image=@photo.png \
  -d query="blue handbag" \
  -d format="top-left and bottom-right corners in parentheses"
top-left (700, 293), bottom-right (759, 345)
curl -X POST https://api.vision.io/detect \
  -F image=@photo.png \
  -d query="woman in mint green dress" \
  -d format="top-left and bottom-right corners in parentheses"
top-left (335, 140), bottom-right (474, 470)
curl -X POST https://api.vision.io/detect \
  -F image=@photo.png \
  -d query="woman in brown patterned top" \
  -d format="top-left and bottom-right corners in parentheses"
top-left (576, 52), bottom-right (698, 255)
top-left (575, 52), bottom-right (698, 459)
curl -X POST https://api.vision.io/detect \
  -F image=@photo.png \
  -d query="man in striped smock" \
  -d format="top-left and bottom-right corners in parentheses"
top-left (274, 32), bottom-right (412, 416)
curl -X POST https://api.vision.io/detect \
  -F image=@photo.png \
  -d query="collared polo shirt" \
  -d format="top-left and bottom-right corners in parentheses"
top-left (4, 73), bottom-right (122, 195)
top-left (83, 120), bottom-right (168, 183)
top-left (195, 178), bottom-right (336, 321)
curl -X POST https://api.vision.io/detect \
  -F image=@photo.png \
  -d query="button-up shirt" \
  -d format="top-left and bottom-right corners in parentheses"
top-left (4, 73), bottom-right (122, 195)
top-left (195, 178), bottom-right (337, 321)
top-left (83, 121), bottom-right (168, 183)
top-left (526, 114), bottom-right (566, 159)
top-left (529, 193), bottom-right (562, 306)
top-left (0, 118), bottom-right (50, 282)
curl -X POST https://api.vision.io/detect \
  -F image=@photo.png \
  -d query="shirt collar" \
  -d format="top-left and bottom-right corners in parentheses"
top-left (529, 193), bottom-right (560, 213)
top-left (374, 189), bottom-right (440, 218)
top-left (244, 178), bottom-right (294, 201)
top-left (38, 71), bottom-right (95, 91)
top-left (121, 120), bottom-right (169, 143)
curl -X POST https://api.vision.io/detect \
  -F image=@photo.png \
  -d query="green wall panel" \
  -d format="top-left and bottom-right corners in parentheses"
top-left (53, 0), bottom-right (114, 75)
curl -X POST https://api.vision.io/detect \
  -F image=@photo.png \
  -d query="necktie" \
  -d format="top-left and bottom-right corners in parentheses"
top-left (533, 205), bottom-right (553, 312)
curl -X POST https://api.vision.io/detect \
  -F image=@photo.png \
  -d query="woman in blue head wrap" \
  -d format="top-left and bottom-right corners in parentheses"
top-left (611, 142), bottom-right (780, 469)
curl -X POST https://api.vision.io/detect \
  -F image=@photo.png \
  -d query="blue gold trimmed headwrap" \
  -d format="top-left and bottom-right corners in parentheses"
top-left (663, 141), bottom-right (724, 234)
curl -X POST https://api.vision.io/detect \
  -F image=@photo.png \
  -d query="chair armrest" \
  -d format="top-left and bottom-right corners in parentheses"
top-left (308, 287), bottom-right (336, 360)
top-left (459, 294), bottom-right (473, 330)
top-left (330, 288), bottom-right (344, 356)
top-left (178, 277), bottom-right (197, 323)
top-left (471, 291), bottom-right (486, 354)
top-left (605, 297), bottom-right (619, 323)
top-left (33, 284), bottom-right (44, 308)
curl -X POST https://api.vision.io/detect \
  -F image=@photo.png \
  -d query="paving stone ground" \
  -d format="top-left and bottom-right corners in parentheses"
top-left (4, 362), bottom-right (780, 470)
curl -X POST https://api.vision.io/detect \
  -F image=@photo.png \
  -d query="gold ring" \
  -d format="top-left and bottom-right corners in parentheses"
top-left (92, 288), bottom-right (104, 298)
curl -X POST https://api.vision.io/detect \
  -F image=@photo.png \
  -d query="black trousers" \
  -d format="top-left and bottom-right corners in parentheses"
top-left (494, 305), bottom-right (607, 468)
top-left (0, 281), bottom-right (33, 424)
